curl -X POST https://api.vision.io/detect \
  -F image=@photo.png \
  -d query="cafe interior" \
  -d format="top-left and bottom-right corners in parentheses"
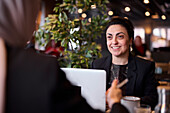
top-left (1, 0), bottom-right (170, 113)
top-left (37, 0), bottom-right (170, 85)
top-left (31, 1), bottom-right (170, 111)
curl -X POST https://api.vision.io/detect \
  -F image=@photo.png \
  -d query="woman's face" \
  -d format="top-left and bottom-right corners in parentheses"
top-left (106, 24), bottom-right (132, 57)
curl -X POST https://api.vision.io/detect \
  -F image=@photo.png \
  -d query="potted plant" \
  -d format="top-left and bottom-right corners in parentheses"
top-left (35, 0), bottom-right (110, 68)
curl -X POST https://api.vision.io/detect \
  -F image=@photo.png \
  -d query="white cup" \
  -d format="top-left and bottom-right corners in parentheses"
top-left (121, 96), bottom-right (140, 113)
top-left (134, 104), bottom-right (151, 113)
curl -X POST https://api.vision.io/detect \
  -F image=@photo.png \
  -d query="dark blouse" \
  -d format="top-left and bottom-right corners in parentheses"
top-left (109, 64), bottom-right (128, 95)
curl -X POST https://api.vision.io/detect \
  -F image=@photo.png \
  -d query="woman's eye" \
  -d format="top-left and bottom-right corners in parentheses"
top-left (117, 35), bottom-right (124, 39)
top-left (107, 36), bottom-right (112, 39)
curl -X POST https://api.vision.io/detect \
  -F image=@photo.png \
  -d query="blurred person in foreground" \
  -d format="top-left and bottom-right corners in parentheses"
top-left (92, 16), bottom-right (159, 110)
top-left (0, 0), bottom-right (129, 113)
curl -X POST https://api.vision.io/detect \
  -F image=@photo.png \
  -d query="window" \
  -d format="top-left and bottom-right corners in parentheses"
top-left (151, 27), bottom-right (170, 49)
top-left (153, 28), bottom-right (166, 38)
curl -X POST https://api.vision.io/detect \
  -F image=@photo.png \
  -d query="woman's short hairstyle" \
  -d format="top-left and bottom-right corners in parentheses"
top-left (104, 16), bottom-right (134, 40)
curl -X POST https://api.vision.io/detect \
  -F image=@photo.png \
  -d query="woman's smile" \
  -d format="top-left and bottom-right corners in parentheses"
top-left (111, 46), bottom-right (120, 50)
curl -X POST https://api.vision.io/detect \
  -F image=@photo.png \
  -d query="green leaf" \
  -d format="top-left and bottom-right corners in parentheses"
top-left (59, 13), bottom-right (62, 22)
top-left (53, 7), bottom-right (59, 12)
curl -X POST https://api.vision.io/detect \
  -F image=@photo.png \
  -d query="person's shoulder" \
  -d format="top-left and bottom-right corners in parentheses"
top-left (95, 56), bottom-right (109, 61)
top-left (92, 55), bottom-right (111, 68)
top-left (135, 55), bottom-right (154, 62)
top-left (134, 55), bottom-right (155, 66)
top-left (12, 47), bottom-right (59, 67)
top-left (28, 49), bottom-right (59, 65)
top-left (93, 55), bottom-right (110, 64)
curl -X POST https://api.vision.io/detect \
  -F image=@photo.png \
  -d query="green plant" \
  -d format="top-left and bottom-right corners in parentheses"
top-left (35, 0), bottom-right (110, 68)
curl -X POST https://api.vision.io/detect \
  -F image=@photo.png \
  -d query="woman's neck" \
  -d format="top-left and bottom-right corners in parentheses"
top-left (112, 54), bottom-right (129, 65)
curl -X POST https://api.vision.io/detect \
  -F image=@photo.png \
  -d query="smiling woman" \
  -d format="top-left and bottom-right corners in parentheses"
top-left (92, 16), bottom-right (159, 110)
top-left (106, 24), bottom-right (132, 63)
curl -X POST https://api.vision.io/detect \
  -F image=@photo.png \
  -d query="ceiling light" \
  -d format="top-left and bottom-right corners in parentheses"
top-left (145, 11), bottom-right (150, 16)
top-left (143, 0), bottom-right (149, 4)
top-left (81, 13), bottom-right (87, 18)
top-left (78, 8), bottom-right (83, 13)
top-left (108, 11), bottom-right (114, 16)
top-left (124, 17), bottom-right (128, 19)
top-left (145, 26), bottom-right (152, 34)
top-left (88, 18), bottom-right (91, 22)
top-left (151, 14), bottom-right (159, 19)
top-left (161, 15), bottom-right (166, 20)
top-left (125, 7), bottom-right (130, 12)
top-left (91, 4), bottom-right (96, 9)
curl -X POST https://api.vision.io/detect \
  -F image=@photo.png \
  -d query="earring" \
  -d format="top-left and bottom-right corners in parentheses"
top-left (130, 45), bottom-right (133, 52)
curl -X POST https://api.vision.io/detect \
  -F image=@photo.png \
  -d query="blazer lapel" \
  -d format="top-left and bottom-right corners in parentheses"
top-left (126, 55), bottom-right (137, 95)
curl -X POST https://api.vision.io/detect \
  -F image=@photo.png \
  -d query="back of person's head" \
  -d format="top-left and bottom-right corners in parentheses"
top-left (104, 16), bottom-right (134, 40)
top-left (0, 0), bottom-right (41, 47)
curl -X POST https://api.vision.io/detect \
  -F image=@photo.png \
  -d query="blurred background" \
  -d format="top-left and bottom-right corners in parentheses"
top-left (35, 0), bottom-right (170, 85)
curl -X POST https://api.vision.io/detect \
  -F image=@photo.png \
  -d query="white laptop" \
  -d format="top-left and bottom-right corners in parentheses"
top-left (61, 68), bottom-right (106, 111)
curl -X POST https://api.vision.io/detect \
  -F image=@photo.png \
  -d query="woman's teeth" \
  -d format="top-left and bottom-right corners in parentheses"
top-left (112, 46), bottom-right (120, 49)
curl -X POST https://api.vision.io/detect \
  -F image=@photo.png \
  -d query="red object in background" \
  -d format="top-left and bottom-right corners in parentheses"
top-left (133, 35), bottom-right (146, 57)
top-left (45, 40), bottom-right (64, 57)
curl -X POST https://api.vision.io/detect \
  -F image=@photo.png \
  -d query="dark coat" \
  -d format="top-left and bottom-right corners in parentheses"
top-left (5, 45), bottom-right (129, 113)
top-left (92, 54), bottom-right (159, 109)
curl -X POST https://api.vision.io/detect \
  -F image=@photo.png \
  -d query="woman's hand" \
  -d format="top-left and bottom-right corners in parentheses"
top-left (106, 79), bottom-right (122, 109)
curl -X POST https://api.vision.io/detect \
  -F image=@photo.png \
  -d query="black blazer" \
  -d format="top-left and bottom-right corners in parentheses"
top-left (5, 45), bottom-right (129, 113)
top-left (92, 54), bottom-right (159, 109)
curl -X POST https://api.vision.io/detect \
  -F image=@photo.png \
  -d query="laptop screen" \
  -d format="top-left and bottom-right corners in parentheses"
top-left (61, 68), bottom-right (106, 111)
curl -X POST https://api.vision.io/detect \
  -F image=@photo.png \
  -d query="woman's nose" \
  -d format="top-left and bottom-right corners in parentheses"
top-left (111, 37), bottom-right (118, 44)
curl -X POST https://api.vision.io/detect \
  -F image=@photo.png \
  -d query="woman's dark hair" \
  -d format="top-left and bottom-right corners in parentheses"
top-left (104, 16), bottom-right (134, 40)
